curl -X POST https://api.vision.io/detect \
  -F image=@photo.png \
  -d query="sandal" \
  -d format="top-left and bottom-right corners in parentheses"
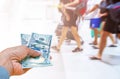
top-left (108, 44), bottom-right (117, 47)
top-left (51, 46), bottom-right (60, 52)
top-left (89, 42), bottom-right (97, 45)
top-left (90, 56), bottom-right (101, 60)
top-left (72, 47), bottom-right (83, 52)
top-left (92, 46), bottom-right (99, 49)
top-left (81, 41), bottom-right (84, 45)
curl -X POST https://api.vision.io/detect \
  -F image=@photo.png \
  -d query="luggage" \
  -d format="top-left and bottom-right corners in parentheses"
top-left (55, 24), bottom-right (75, 40)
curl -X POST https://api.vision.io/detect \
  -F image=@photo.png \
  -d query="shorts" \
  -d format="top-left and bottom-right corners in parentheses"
top-left (103, 15), bottom-right (120, 34)
top-left (90, 18), bottom-right (101, 28)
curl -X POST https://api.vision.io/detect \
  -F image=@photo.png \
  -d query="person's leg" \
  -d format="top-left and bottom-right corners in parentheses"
top-left (57, 26), bottom-right (68, 49)
top-left (97, 31), bottom-right (109, 58)
top-left (92, 21), bottom-right (107, 49)
top-left (70, 26), bottom-right (83, 52)
top-left (90, 31), bottom-right (109, 59)
top-left (117, 34), bottom-right (120, 39)
top-left (92, 21), bottom-right (105, 49)
top-left (102, 20), bottom-right (116, 46)
top-left (71, 26), bottom-right (81, 48)
top-left (90, 18), bottom-right (101, 45)
top-left (93, 28), bottom-right (99, 45)
top-left (115, 34), bottom-right (120, 44)
top-left (52, 26), bottom-right (68, 52)
top-left (108, 33), bottom-right (116, 45)
top-left (101, 21), bottom-right (116, 46)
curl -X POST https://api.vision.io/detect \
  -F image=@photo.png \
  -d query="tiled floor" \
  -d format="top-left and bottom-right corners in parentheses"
top-left (0, 0), bottom-right (120, 79)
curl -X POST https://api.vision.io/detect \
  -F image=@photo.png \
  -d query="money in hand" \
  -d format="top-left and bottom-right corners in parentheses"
top-left (21, 33), bottom-right (52, 68)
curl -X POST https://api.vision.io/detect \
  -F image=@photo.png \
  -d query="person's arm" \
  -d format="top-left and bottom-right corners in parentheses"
top-left (65, 0), bottom-right (80, 7)
top-left (0, 46), bottom-right (41, 76)
top-left (99, 12), bottom-right (108, 17)
top-left (86, 4), bottom-right (99, 14)
top-left (82, 4), bottom-right (99, 20)
top-left (58, 0), bottom-right (80, 21)
top-left (0, 66), bottom-right (9, 79)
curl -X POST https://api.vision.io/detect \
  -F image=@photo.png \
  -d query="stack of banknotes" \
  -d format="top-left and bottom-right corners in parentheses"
top-left (20, 33), bottom-right (52, 68)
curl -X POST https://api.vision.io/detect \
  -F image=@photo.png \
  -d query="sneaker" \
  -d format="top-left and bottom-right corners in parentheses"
top-left (72, 47), bottom-right (83, 52)
top-left (51, 46), bottom-right (60, 52)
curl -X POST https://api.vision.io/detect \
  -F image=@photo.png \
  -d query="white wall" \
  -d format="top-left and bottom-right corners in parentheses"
top-left (0, 0), bottom-right (60, 50)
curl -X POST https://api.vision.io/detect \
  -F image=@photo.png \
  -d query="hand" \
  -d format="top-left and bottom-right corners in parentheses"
top-left (98, 14), bottom-right (102, 18)
top-left (0, 45), bottom-right (41, 76)
top-left (58, 2), bottom-right (64, 11)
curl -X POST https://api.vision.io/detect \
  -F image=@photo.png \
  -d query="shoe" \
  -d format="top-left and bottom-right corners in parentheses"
top-left (72, 47), bottom-right (83, 52)
top-left (51, 46), bottom-right (60, 52)
top-left (90, 56), bottom-right (101, 60)
top-left (81, 41), bottom-right (84, 45)
top-left (108, 44), bottom-right (117, 47)
top-left (92, 46), bottom-right (99, 49)
top-left (89, 42), bottom-right (97, 45)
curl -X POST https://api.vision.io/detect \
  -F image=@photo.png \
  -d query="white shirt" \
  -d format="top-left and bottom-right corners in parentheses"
top-left (86, 0), bottom-right (102, 19)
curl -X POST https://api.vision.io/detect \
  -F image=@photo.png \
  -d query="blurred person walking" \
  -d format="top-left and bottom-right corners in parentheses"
top-left (92, 0), bottom-right (117, 49)
top-left (90, 0), bottom-right (120, 60)
top-left (84, 0), bottom-right (102, 45)
top-left (52, 0), bottom-right (87, 52)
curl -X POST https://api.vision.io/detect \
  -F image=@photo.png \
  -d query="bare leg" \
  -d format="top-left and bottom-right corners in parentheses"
top-left (57, 26), bottom-right (68, 49)
top-left (92, 21), bottom-right (105, 48)
top-left (108, 33), bottom-right (115, 45)
top-left (70, 26), bottom-right (81, 48)
top-left (117, 34), bottom-right (120, 39)
top-left (90, 31), bottom-right (110, 59)
top-left (101, 21), bottom-right (115, 45)
top-left (100, 21), bottom-right (106, 34)
top-left (97, 31), bottom-right (109, 58)
top-left (93, 28), bottom-right (99, 45)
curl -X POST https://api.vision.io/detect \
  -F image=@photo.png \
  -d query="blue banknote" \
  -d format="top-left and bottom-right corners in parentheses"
top-left (21, 34), bottom-right (31, 46)
top-left (21, 33), bottom-right (52, 68)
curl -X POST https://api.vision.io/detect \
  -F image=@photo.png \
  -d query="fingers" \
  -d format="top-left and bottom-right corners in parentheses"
top-left (12, 60), bottom-right (24, 75)
top-left (12, 60), bottom-right (30, 75)
top-left (12, 46), bottom-right (41, 59)
top-left (0, 45), bottom-right (41, 76)
top-left (28, 48), bottom-right (41, 57)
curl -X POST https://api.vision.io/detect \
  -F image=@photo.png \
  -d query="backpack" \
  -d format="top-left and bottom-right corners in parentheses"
top-left (75, 0), bottom-right (88, 16)
top-left (107, 2), bottom-right (120, 23)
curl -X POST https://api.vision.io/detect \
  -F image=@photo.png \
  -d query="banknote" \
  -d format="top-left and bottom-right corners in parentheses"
top-left (21, 34), bottom-right (31, 46)
top-left (21, 33), bottom-right (52, 68)
top-left (21, 55), bottom-right (52, 68)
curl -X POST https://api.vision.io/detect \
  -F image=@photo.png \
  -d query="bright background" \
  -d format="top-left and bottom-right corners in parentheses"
top-left (0, 0), bottom-right (120, 79)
